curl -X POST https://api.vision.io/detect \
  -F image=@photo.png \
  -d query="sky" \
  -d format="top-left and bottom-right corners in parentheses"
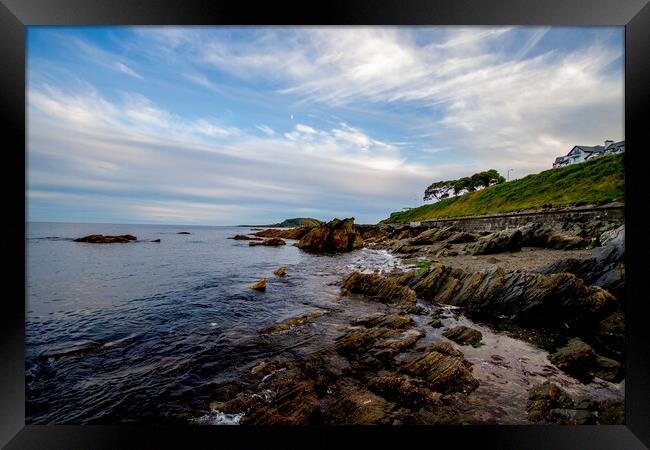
top-left (26, 26), bottom-right (624, 225)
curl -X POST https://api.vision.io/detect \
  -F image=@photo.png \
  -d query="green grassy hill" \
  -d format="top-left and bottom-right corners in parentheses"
top-left (382, 153), bottom-right (624, 224)
top-left (266, 218), bottom-right (324, 227)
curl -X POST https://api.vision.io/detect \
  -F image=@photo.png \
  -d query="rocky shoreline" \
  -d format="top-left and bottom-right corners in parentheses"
top-left (213, 216), bottom-right (624, 424)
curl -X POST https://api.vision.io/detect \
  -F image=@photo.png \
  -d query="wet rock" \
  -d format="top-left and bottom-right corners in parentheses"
top-left (297, 218), bottom-right (364, 253)
top-left (249, 238), bottom-right (286, 247)
top-left (274, 266), bottom-right (286, 277)
top-left (465, 228), bottom-right (523, 255)
top-left (151, 239), bottom-right (161, 243)
top-left (341, 272), bottom-right (417, 306)
top-left (260, 310), bottom-right (325, 334)
top-left (527, 381), bottom-right (623, 424)
top-left (442, 326), bottom-right (483, 348)
top-left (352, 313), bottom-right (414, 330)
top-left (368, 373), bottom-right (442, 409)
top-left (400, 342), bottom-right (479, 394)
top-left (74, 234), bottom-right (137, 243)
top-left (325, 381), bottom-right (413, 424)
top-left (429, 319), bottom-right (443, 328)
top-left (250, 278), bottom-right (267, 291)
top-left (177, 232), bottom-right (191, 234)
top-left (229, 235), bottom-right (263, 241)
top-left (599, 224), bottom-right (624, 247)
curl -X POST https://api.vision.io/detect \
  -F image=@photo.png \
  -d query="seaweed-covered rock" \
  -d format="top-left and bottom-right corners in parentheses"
top-left (297, 218), bottom-right (364, 253)
top-left (74, 234), bottom-right (137, 243)
top-left (341, 272), bottom-right (417, 306)
top-left (249, 238), bottom-right (286, 247)
top-left (442, 326), bottom-right (483, 347)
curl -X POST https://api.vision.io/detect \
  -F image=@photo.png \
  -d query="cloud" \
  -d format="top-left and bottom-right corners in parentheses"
top-left (255, 124), bottom-right (275, 136)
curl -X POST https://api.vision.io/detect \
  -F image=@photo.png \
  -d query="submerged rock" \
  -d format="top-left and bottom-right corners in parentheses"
top-left (297, 218), bottom-right (364, 253)
top-left (442, 326), bottom-right (483, 347)
top-left (260, 311), bottom-right (325, 334)
top-left (177, 232), bottom-right (191, 234)
top-left (151, 239), bottom-right (161, 243)
top-left (74, 234), bottom-right (137, 243)
top-left (250, 278), bottom-right (267, 291)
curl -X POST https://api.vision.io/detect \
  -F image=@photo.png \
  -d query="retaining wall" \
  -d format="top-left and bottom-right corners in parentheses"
top-left (387, 206), bottom-right (625, 233)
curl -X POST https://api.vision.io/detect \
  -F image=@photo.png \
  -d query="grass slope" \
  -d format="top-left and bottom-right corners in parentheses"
top-left (266, 218), bottom-right (324, 227)
top-left (382, 153), bottom-right (624, 223)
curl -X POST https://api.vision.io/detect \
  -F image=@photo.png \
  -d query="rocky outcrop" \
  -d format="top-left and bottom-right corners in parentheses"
top-left (400, 262), bottom-right (617, 336)
top-left (355, 224), bottom-right (389, 243)
top-left (297, 218), bottom-right (364, 253)
top-left (74, 234), bottom-right (137, 243)
top-left (527, 381), bottom-right (623, 425)
top-left (537, 227), bottom-right (625, 301)
top-left (250, 278), bottom-right (267, 291)
top-left (341, 272), bottom-right (417, 306)
top-left (442, 326), bottom-right (483, 347)
top-left (253, 227), bottom-right (311, 240)
top-left (400, 342), bottom-right (479, 394)
top-left (465, 228), bottom-right (523, 255)
top-left (260, 311), bottom-right (325, 334)
top-left (229, 235), bottom-right (263, 241)
top-left (249, 238), bottom-right (286, 247)
top-left (549, 337), bottom-right (622, 382)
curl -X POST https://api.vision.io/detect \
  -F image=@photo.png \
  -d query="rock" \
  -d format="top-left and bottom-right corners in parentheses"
top-left (400, 342), bottom-right (479, 394)
top-left (73, 234), bottom-right (137, 243)
top-left (355, 224), bottom-right (390, 243)
top-left (549, 337), bottom-right (623, 382)
top-left (527, 381), bottom-right (623, 424)
top-left (274, 266), bottom-right (286, 277)
top-left (352, 313), bottom-right (414, 330)
top-left (549, 338), bottom-right (597, 382)
top-left (249, 238), bottom-right (286, 247)
top-left (229, 235), bottom-right (263, 241)
top-left (253, 227), bottom-right (311, 240)
top-left (442, 326), bottom-right (483, 347)
top-left (546, 233), bottom-right (589, 250)
top-left (538, 227), bottom-right (625, 302)
top-left (261, 311), bottom-right (325, 334)
top-left (486, 257), bottom-right (499, 264)
top-left (151, 239), bottom-right (161, 243)
top-left (465, 228), bottom-right (523, 255)
top-left (599, 224), bottom-right (624, 247)
top-left (341, 272), bottom-right (417, 306)
top-left (297, 218), bottom-right (364, 253)
top-left (177, 232), bottom-right (191, 234)
top-left (368, 373), bottom-right (442, 409)
top-left (403, 262), bottom-right (618, 335)
top-left (250, 278), bottom-right (267, 291)
top-left (429, 319), bottom-right (443, 328)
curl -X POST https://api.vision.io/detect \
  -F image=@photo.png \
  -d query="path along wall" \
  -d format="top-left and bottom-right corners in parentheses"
top-left (386, 206), bottom-right (625, 234)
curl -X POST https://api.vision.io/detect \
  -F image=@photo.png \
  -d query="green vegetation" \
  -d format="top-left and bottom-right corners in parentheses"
top-left (267, 218), bottom-right (324, 228)
top-left (424, 169), bottom-right (505, 201)
top-left (382, 153), bottom-right (624, 224)
top-left (415, 261), bottom-right (432, 269)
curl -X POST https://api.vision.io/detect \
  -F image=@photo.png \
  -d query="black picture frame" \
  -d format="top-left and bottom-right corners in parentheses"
top-left (2, 0), bottom-right (649, 448)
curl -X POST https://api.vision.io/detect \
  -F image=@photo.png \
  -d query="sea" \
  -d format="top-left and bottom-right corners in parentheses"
top-left (25, 222), bottom-right (401, 424)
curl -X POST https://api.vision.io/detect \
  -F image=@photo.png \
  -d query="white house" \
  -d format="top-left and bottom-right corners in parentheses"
top-left (553, 140), bottom-right (625, 168)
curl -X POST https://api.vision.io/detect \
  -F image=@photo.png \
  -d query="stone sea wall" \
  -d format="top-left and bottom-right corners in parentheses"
top-left (387, 205), bottom-right (625, 234)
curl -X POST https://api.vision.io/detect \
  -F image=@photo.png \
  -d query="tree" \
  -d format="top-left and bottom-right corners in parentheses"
top-left (423, 169), bottom-right (505, 201)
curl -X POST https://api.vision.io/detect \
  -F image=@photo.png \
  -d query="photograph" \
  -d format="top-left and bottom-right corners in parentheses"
top-left (24, 25), bottom-right (627, 426)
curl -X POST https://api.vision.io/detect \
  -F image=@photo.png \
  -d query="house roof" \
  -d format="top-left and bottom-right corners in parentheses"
top-left (605, 140), bottom-right (625, 150)
top-left (573, 145), bottom-right (605, 153)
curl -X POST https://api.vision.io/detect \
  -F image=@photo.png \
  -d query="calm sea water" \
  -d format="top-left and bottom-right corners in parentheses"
top-left (25, 222), bottom-right (401, 424)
